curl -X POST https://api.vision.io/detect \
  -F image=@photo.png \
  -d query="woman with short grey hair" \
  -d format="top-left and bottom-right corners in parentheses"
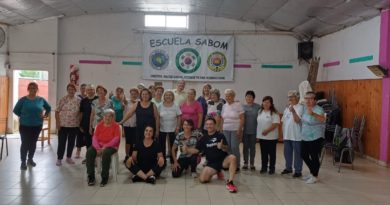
top-left (221, 89), bottom-right (244, 171)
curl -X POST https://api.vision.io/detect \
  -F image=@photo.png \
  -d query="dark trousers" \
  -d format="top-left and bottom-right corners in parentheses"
top-left (159, 132), bottom-right (176, 164)
top-left (259, 139), bottom-right (278, 171)
top-left (86, 147), bottom-right (117, 179)
top-left (172, 155), bottom-right (197, 178)
top-left (75, 128), bottom-right (85, 148)
top-left (128, 162), bottom-right (163, 177)
top-left (57, 127), bottom-right (78, 160)
top-left (243, 133), bottom-right (257, 166)
top-left (19, 125), bottom-right (42, 162)
top-left (124, 126), bottom-right (137, 156)
top-left (301, 138), bottom-right (324, 177)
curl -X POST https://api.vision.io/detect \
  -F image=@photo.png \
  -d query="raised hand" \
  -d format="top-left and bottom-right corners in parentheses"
top-left (217, 139), bottom-right (224, 150)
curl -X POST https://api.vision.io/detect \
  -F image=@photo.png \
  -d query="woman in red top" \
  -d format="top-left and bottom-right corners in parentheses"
top-left (86, 109), bottom-right (121, 187)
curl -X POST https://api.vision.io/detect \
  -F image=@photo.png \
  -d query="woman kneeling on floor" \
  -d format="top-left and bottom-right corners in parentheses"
top-left (126, 126), bottom-right (164, 184)
top-left (171, 119), bottom-right (202, 178)
top-left (86, 108), bottom-right (121, 187)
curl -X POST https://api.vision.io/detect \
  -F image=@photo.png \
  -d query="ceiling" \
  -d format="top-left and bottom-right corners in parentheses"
top-left (0, 0), bottom-right (389, 38)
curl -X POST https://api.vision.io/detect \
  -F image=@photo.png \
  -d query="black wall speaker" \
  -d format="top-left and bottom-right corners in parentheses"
top-left (298, 41), bottom-right (313, 60)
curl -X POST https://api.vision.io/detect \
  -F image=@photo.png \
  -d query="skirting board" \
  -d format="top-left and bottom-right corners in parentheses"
top-left (360, 154), bottom-right (389, 167)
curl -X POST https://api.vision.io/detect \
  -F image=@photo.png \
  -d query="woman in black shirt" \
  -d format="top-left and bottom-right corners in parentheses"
top-left (120, 89), bottom-right (159, 144)
top-left (126, 126), bottom-right (164, 184)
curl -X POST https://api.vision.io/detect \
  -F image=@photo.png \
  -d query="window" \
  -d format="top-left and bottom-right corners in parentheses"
top-left (145, 14), bottom-right (188, 29)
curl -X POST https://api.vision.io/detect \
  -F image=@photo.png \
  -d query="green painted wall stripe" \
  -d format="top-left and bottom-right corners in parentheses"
top-left (349, 55), bottom-right (373, 64)
top-left (261, 64), bottom-right (293, 69)
top-left (122, 61), bottom-right (142, 65)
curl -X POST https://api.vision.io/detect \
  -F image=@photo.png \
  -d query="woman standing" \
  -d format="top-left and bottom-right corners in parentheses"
top-left (126, 126), bottom-right (164, 184)
top-left (221, 89), bottom-right (244, 171)
top-left (151, 86), bottom-right (164, 107)
top-left (122, 88), bottom-right (139, 163)
top-left (300, 92), bottom-right (326, 184)
top-left (242, 90), bottom-right (260, 170)
top-left (180, 89), bottom-right (203, 130)
top-left (86, 109), bottom-right (121, 187)
top-left (257, 96), bottom-right (280, 175)
top-left (121, 89), bottom-right (159, 143)
top-left (197, 84), bottom-right (212, 129)
top-left (55, 84), bottom-right (81, 166)
top-left (77, 84), bottom-right (98, 162)
top-left (111, 87), bottom-right (126, 123)
top-left (13, 82), bottom-right (51, 170)
top-left (281, 90), bottom-right (304, 177)
top-left (90, 85), bottom-right (113, 134)
top-left (159, 90), bottom-right (182, 165)
top-left (206, 89), bottom-right (224, 131)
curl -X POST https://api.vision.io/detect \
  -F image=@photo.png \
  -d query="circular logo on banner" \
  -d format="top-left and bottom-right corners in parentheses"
top-left (149, 49), bottom-right (169, 70)
top-left (207, 52), bottom-right (227, 72)
top-left (176, 48), bottom-right (201, 74)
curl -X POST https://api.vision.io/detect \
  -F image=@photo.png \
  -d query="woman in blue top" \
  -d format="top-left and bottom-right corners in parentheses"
top-left (13, 82), bottom-right (51, 170)
top-left (300, 91), bottom-right (326, 184)
top-left (111, 87), bottom-right (126, 122)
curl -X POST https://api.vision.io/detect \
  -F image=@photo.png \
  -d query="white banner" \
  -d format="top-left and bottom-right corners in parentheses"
top-left (143, 34), bottom-right (234, 81)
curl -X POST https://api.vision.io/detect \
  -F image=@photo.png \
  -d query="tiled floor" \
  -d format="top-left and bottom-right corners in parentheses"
top-left (0, 135), bottom-right (389, 205)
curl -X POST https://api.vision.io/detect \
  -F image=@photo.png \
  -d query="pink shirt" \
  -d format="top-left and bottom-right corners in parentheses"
top-left (221, 102), bottom-right (244, 131)
top-left (92, 121), bottom-right (121, 150)
top-left (180, 101), bottom-right (203, 129)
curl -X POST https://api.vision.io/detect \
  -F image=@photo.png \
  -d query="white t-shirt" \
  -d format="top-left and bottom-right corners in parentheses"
top-left (173, 89), bottom-right (187, 106)
top-left (221, 102), bottom-right (244, 131)
top-left (122, 100), bottom-right (137, 127)
top-left (281, 104), bottom-right (303, 141)
top-left (256, 111), bottom-right (280, 140)
top-left (159, 103), bottom-right (182, 132)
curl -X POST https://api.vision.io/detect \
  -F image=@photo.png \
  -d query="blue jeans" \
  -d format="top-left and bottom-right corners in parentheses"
top-left (223, 130), bottom-right (240, 167)
top-left (283, 140), bottom-right (303, 174)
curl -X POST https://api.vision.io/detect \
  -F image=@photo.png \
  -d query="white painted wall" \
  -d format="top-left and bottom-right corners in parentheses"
top-left (314, 16), bottom-right (381, 81)
top-left (7, 12), bottom-right (308, 129)
top-left (57, 12), bottom-right (307, 112)
top-left (8, 19), bottom-right (58, 132)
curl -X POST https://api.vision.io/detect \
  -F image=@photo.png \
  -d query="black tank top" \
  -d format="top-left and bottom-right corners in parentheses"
top-left (135, 102), bottom-right (155, 130)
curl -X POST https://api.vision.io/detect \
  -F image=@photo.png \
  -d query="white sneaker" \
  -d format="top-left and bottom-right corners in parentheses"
top-left (302, 174), bottom-right (312, 181)
top-left (56, 160), bottom-right (62, 166)
top-left (191, 172), bottom-right (198, 178)
top-left (305, 176), bottom-right (318, 184)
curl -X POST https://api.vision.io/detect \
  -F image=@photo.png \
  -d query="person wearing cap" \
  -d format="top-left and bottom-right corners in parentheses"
top-left (86, 109), bottom-right (121, 187)
top-left (55, 84), bottom-right (81, 166)
top-left (173, 80), bottom-right (187, 106)
top-left (137, 83), bottom-right (146, 94)
top-left (281, 90), bottom-right (303, 177)
top-left (300, 91), bottom-right (326, 184)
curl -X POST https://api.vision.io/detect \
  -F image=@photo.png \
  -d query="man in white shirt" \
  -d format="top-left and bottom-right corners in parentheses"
top-left (173, 80), bottom-right (187, 106)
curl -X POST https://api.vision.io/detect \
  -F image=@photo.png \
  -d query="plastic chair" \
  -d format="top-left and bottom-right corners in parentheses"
top-left (96, 152), bottom-right (119, 182)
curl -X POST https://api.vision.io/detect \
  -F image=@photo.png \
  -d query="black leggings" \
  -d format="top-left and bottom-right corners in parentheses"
top-left (128, 163), bottom-right (163, 177)
top-left (19, 125), bottom-right (42, 162)
top-left (301, 138), bottom-right (324, 177)
top-left (259, 139), bottom-right (277, 171)
top-left (159, 132), bottom-right (176, 164)
top-left (172, 155), bottom-right (198, 178)
top-left (124, 126), bottom-right (137, 156)
top-left (57, 127), bottom-right (78, 160)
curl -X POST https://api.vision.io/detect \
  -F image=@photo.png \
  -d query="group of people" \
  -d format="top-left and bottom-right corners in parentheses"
top-left (12, 80), bottom-right (326, 192)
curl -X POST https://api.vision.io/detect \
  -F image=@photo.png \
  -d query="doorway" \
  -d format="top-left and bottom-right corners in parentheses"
top-left (12, 70), bottom-right (49, 133)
